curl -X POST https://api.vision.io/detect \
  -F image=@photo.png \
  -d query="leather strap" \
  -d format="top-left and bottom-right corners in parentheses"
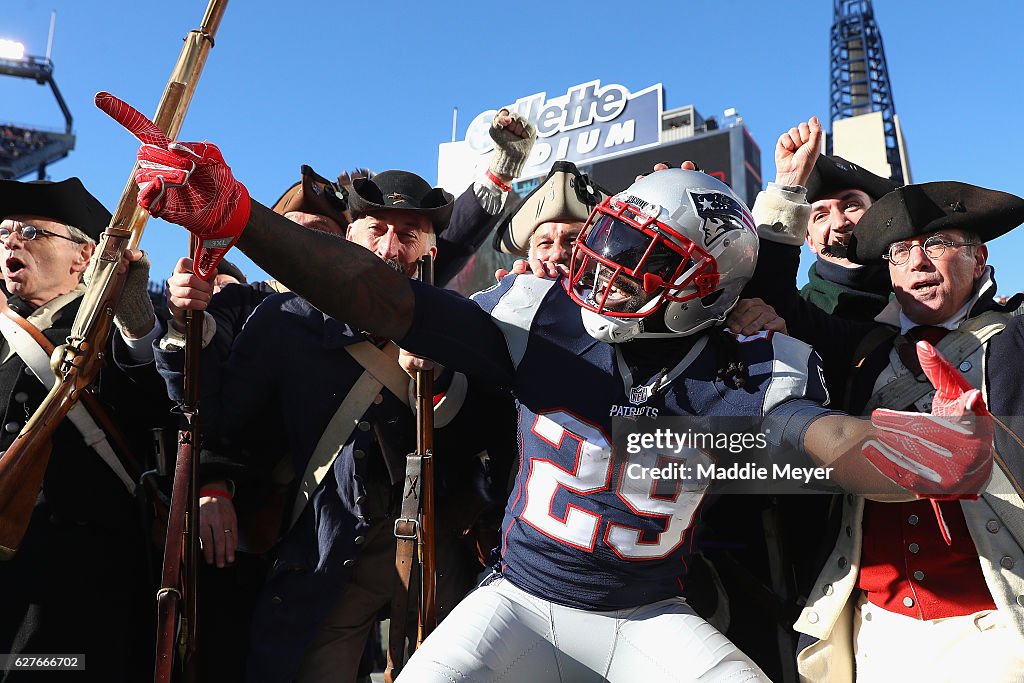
top-left (386, 451), bottom-right (424, 681)
top-left (288, 341), bottom-right (404, 527)
top-left (344, 341), bottom-right (410, 404)
top-left (862, 310), bottom-right (1010, 413)
top-left (844, 324), bottom-right (898, 411)
top-left (0, 306), bottom-right (137, 492)
top-left (264, 279), bottom-right (290, 294)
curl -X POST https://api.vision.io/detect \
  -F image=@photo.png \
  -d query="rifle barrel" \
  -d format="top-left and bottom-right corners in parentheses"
top-left (417, 255), bottom-right (437, 641)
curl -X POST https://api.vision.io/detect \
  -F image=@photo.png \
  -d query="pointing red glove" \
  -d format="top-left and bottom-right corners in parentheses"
top-left (96, 92), bottom-right (250, 280)
top-left (863, 341), bottom-right (993, 499)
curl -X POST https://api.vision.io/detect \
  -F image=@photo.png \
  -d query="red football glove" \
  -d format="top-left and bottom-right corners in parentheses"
top-left (95, 92), bottom-right (250, 280)
top-left (863, 341), bottom-right (993, 499)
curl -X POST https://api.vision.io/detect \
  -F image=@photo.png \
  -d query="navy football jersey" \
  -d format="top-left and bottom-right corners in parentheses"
top-left (402, 274), bottom-right (833, 610)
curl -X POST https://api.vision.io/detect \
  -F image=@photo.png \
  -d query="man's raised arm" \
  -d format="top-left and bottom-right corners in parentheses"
top-left (240, 202), bottom-right (415, 339)
top-left (98, 92), bottom-right (415, 340)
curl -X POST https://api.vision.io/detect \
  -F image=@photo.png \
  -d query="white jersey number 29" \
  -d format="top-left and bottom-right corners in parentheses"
top-left (520, 411), bottom-right (706, 560)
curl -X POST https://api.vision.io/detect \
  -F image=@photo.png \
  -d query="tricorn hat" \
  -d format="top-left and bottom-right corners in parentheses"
top-left (847, 181), bottom-right (1024, 263)
top-left (271, 165), bottom-right (351, 226)
top-left (806, 155), bottom-right (900, 203)
top-left (0, 177), bottom-right (111, 241)
top-left (347, 170), bottom-right (454, 231)
top-left (493, 161), bottom-right (604, 256)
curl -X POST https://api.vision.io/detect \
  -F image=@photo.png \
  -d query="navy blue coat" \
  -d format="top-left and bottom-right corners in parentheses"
top-left (199, 292), bottom-right (513, 682)
top-left (1, 294), bottom-right (169, 682)
top-left (209, 294), bottom-right (404, 681)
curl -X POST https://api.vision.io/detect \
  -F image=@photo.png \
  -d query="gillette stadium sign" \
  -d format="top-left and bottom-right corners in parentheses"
top-left (462, 80), bottom-right (663, 177)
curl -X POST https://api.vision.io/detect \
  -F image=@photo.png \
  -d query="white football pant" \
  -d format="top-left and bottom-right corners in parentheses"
top-left (397, 575), bottom-right (770, 682)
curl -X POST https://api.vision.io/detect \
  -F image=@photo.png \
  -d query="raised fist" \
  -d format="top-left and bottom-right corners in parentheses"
top-left (488, 109), bottom-right (538, 181)
top-left (774, 116), bottom-right (822, 189)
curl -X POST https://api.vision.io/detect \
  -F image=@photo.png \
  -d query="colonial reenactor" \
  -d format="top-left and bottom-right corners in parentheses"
top-left (0, 178), bottom-right (166, 681)
top-left (493, 160), bottom-right (603, 268)
top-left (746, 121), bottom-right (1024, 681)
top-left (752, 115), bottom-right (900, 321)
top-left (191, 169), bottom-right (517, 682)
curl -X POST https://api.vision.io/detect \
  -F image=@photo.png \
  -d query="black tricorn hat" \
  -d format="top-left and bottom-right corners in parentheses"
top-left (847, 181), bottom-right (1024, 264)
top-left (0, 177), bottom-right (111, 241)
top-left (271, 165), bottom-right (351, 227)
top-left (806, 155), bottom-right (900, 203)
top-left (347, 170), bottom-right (454, 231)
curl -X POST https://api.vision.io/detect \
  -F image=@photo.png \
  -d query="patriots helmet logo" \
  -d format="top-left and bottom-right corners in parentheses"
top-left (689, 189), bottom-right (755, 247)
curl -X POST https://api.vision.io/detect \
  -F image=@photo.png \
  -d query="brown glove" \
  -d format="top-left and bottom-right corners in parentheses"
top-left (114, 250), bottom-right (157, 339)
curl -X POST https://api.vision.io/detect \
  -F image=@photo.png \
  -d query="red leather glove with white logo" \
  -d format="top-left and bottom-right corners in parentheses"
top-left (863, 341), bottom-right (993, 499)
top-left (96, 92), bottom-right (250, 280)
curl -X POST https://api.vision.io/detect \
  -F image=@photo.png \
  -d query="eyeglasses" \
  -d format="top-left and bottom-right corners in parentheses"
top-left (883, 235), bottom-right (978, 266)
top-left (0, 223), bottom-right (85, 245)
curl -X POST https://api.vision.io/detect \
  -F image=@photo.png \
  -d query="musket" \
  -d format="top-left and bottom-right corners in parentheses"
top-left (0, 0), bottom-right (230, 557)
top-left (384, 255), bottom-right (437, 682)
top-left (416, 255), bottom-right (438, 643)
top-left (154, 233), bottom-right (204, 683)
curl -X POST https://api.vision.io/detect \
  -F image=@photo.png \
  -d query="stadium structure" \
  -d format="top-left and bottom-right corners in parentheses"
top-left (827, 0), bottom-right (911, 183)
top-left (437, 81), bottom-right (762, 294)
top-left (0, 16), bottom-right (76, 181)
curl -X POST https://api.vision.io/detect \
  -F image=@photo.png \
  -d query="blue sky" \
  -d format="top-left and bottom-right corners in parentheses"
top-left (4, 0), bottom-right (1023, 294)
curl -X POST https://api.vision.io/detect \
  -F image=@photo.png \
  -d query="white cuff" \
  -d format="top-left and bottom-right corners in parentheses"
top-left (473, 177), bottom-right (507, 216)
top-left (120, 319), bottom-right (164, 364)
top-left (752, 183), bottom-right (811, 246)
top-left (157, 311), bottom-right (218, 351)
top-left (407, 371), bottom-right (468, 429)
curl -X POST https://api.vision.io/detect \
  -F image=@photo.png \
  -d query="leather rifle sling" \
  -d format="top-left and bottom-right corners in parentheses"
top-left (386, 447), bottom-right (421, 680)
top-left (386, 353), bottom-right (429, 678)
top-left (0, 306), bottom-right (137, 491)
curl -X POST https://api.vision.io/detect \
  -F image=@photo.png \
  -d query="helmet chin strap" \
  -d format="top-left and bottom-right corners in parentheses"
top-left (579, 301), bottom-right (723, 343)
top-left (578, 280), bottom-right (664, 343)
top-left (580, 307), bottom-right (643, 343)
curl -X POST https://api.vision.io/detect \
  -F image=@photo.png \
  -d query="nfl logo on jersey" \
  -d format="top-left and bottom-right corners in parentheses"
top-left (629, 384), bottom-right (653, 405)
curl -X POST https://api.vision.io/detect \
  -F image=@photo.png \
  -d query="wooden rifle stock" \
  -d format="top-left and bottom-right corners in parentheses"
top-left (384, 256), bottom-right (437, 682)
top-left (0, 0), bottom-right (229, 557)
top-left (154, 236), bottom-right (203, 683)
top-left (416, 255), bottom-right (437, 643)
top-left (154, 434), bottom-right (194, 682)
top-left (0, 306), bottom-right (146, 559)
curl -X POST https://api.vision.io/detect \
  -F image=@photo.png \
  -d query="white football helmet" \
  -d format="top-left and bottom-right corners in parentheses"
top-left (567, 169), bottom-right (758, 342)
